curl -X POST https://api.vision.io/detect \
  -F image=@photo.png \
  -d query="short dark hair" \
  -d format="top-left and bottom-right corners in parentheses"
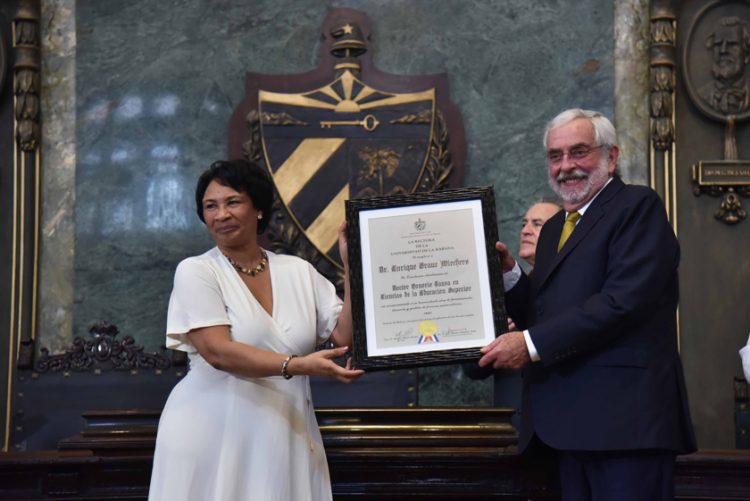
top-left (195, 159), bottom-right (274, 233)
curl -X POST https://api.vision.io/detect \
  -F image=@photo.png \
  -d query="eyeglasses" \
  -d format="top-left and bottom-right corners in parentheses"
top-left (546, 144), bottom-right (606, 164)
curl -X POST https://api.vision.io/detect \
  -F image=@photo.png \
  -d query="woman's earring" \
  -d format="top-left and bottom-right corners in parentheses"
top-left (257, 213), bottom-right (263, 220)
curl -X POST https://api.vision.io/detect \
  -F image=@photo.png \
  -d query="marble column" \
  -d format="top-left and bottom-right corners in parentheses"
top-left (614, 0), bottom-right (651, 185)
top-left (38, 0), bottom-right (76, 354)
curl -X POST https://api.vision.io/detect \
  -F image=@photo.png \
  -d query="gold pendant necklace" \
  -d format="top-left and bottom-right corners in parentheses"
top-left (224, 250), bottom-right (268, 277)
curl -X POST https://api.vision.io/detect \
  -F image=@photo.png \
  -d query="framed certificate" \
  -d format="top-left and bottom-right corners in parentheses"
top-left (346, 187), bottom-right (507, 371)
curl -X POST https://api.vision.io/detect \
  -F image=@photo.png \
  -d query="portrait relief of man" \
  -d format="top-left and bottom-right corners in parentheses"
top-left (700, 16), bottom-right (750, 114)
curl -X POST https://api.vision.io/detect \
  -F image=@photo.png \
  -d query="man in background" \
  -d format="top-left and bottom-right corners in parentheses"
top-left (518, 199), bottom-right (561, 270)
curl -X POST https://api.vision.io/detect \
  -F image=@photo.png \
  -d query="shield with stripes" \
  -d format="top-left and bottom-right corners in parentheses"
top-left (259, 70), bottom-right (435, 266)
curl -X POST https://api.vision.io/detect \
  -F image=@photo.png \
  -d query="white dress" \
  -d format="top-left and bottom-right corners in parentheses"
top-left (148, 247), bottom-right (342, 501)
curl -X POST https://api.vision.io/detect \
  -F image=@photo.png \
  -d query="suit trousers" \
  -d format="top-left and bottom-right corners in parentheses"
top-left (558, 449), bottom-right (676, 501)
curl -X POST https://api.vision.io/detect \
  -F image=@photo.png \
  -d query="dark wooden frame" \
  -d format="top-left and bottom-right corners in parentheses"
top-left (345, 186), bottom-right (506, 371)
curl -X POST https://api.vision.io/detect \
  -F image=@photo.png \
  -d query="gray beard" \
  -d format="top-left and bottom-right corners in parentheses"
top-left (549, 158), bottom-right (610, 205)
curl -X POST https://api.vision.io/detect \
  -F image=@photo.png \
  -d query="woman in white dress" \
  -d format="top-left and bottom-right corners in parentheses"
top-left (148, 159), bottom-right (364, 501)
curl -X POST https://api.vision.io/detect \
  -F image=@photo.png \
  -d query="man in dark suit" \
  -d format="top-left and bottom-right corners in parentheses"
top-left (479, 109), bottom-right (696, 500)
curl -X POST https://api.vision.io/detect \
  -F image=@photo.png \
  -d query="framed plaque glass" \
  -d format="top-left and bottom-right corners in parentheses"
top-left (346, 187), bottom-right (507, 371)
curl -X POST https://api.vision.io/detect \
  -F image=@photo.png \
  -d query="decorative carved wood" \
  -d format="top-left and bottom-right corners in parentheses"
top-left (33, 323), bottom-right (174, 374)
top-left (650, 0), bottom-right (678, 225)
top-left (9, 0), bottom-right (41, 370)
top-left (1, 0), bottom-right (41, 452)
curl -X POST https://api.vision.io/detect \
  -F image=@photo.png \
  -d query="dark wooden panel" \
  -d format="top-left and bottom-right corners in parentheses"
top-left (736, 378), bottom-right (749, 448)
top-left (2, 408), bottom-right (750, 500)
top-left (671, 0), bottom-right (750, 449)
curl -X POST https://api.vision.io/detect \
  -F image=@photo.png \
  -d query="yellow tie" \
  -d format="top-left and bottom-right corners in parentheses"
top-left (557, 211), bottom-right (581, 251)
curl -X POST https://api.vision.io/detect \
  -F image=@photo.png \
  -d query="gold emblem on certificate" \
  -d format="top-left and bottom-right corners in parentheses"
top-left (418, 320), bottom-right (439, 344)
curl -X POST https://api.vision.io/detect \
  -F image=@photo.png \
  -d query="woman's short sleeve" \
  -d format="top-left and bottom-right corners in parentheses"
top-left (308, 262), bottom-right (343, 344)
top-left (166, 258), bottom-right (230, 352)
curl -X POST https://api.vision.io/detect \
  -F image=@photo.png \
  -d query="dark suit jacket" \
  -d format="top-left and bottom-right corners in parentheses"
top-left (506, 176), bottom-right (696, 454)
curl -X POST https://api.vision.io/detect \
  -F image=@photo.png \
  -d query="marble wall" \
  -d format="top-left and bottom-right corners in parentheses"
top-left (39, 0), bottom-right (627, 406)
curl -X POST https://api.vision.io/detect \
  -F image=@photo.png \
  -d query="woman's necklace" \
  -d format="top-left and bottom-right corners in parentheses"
top-left (224, 250), bottom-right (268, 277)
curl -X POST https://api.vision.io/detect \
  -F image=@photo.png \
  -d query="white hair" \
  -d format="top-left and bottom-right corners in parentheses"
top-left (542, 108), bottom-right (618, 150)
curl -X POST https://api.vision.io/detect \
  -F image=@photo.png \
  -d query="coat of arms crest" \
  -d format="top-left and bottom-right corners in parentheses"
top-left (229, 8), bottom-right (466, 289)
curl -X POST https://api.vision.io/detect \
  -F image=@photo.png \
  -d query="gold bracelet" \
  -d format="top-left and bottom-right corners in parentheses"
top-left (281, 354), bottom-right (297, 379)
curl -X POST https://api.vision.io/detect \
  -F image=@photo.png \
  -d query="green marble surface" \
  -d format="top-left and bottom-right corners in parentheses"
top-left (66, 0), bottom-right (614, 407)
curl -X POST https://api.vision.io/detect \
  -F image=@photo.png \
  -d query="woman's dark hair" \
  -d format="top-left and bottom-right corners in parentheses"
top-left (195, 159), bottom-right (274, 233)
